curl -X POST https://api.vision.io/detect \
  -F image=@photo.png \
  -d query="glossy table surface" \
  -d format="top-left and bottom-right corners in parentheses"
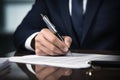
top-left (3, 50), bottom-right (120, 80)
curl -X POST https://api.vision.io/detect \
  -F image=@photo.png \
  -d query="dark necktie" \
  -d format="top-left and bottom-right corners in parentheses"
top-left (71, 0), bottom-right (83, 41)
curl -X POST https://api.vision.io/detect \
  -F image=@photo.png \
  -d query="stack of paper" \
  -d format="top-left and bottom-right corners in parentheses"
top-left (9, 53), bottom-right (116, 69)
top-left (0, 58), bottom-right (10, 80)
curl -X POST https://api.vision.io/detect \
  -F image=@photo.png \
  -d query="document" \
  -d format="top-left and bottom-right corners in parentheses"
top-left (9, 53), bottom-right (119, 69)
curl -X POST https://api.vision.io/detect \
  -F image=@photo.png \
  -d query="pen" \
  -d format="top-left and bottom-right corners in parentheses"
top-left (41, 14), bottom-right (64, 41)
top-left (41, 14), bottom-right (72, 55)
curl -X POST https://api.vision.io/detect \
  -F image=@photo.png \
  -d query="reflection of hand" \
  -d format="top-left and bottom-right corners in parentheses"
top-left (35, 28), bottom-right (72, 56)
top-left (35, 65), bottom-right (72, 80)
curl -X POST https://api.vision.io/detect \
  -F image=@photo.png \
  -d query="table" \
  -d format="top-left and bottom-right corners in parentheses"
top-left (3, 50), bottom-right (120, 80)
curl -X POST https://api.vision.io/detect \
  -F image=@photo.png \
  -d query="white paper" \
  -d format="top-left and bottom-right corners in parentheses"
top-left (8, 53), bottom-right (113, 69)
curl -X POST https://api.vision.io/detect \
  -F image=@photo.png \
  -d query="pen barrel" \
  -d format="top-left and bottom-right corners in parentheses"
top-left (55, 32), bottom-right (64, 42)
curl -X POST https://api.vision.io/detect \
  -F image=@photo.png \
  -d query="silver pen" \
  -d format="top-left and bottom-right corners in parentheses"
top-left (41, 14), bottom-right (72, 56)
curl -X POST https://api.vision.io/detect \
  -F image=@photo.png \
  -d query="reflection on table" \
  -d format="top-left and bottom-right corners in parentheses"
top-left (18, 63), bottom-right (120, 80)
top-left (2, 50), bottom-right (120, 80)
top-left (34, 65), bottom-right (72, 80)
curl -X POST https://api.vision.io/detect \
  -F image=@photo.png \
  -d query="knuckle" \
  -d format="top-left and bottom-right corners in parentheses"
top-left (50, 37), bottom-right (57, 42)
top-left (41, 28), bottom-right (49, 33)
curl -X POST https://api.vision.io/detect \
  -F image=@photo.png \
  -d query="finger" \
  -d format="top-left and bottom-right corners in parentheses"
top-left (42, 29), bottom-right (68, 53)
top-left (35, 32), bottom-right (64, 55)
top-left (36, 43), bottom-right (63, 56)
top-left (64, 36), bottom-right (72, 48)
top-left (35, 40), bottom-right (49, 56)
top-left (35, 31), bottom-right (47, 55)
top-left (39, 34), bottom-right (64, 55)
top-left (40, 29), bottom-right (68, 53)
top-left (35, 30), bottom-right (57, 55)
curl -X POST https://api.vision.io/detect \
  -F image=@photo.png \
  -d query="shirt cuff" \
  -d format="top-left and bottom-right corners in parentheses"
top-left (25, 32), bottom-right (39, 51)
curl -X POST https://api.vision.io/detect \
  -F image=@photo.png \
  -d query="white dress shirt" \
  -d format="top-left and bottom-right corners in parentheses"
top-left (25, 0), bottom-right (88, 51)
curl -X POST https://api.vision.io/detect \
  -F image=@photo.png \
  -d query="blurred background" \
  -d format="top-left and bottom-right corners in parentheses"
top-left (0, 0), bottom-right (35, 56)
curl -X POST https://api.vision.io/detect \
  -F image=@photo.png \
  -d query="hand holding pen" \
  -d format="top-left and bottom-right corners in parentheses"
top-left (34, 14), bottom-right (72, 56)
top-left (41, 14), bottom-right (72, 55)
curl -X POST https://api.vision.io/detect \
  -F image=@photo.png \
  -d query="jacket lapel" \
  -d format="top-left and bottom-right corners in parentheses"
top-left (81, 0), bottom-right (103, 45)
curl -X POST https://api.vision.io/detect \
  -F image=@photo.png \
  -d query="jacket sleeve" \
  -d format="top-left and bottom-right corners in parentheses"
top-left (13, 0), bottom-right (48, 50)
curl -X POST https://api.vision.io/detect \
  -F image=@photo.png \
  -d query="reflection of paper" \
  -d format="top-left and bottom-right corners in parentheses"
top-left (0, 58), bottom-right (10, 77)
top-left (8, 53), bottom-right (114, 69)
top-left (0, 58), bottom-right (9, 71)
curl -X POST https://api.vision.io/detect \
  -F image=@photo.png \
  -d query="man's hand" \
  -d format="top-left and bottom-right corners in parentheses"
top-left (35, 28), bottom-right (72, 56)
top-left (35, 65), bottom-right (72, 80)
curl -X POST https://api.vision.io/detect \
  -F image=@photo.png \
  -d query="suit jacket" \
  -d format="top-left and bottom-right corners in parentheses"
top-left (14, 0), bottom-right (120, 51)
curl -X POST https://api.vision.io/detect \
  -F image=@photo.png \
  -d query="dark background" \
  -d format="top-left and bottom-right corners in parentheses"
top-left (0, 0), bottom-right (34, 56)
top-left (0, 0), bottom-right (13, 56)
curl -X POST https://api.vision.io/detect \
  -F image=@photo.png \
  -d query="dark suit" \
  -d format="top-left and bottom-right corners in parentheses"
top-left (14, 0), bottom-right (120, 51)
